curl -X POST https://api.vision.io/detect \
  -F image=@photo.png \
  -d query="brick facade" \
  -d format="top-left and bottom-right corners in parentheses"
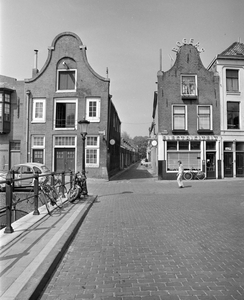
top-left (156, 42), bottom-right (221, 180)
top-left (0, 32), bottom-right (121, 180)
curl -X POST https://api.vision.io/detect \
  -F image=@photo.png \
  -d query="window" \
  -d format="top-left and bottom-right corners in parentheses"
top-left (32, 136), bottom-right (45, 164)
top-left (57, 70), bottom-right (76, 91)
top-left (181, 75), bottom-right (197, 97)
top-left (86, 136), bottom-right (99, 167)
top-left (0, 93), bottom-right (11, 121)
top-left (55, 99), bottom-right (77, 129)
top-left (86, 98), bottom-right (101, 122)
top-left (197, 105), bottom-right (212, 130)
top-left (173, 106), bottom-right (187, 130)
top-left (227, 102), bottom-right (239, 129)
top-left (226, 69), bottom-right (239, 92)
top-left (167, 141), bottom-right (201, 171)
top-left (32, 99), bottom-right (46, 122)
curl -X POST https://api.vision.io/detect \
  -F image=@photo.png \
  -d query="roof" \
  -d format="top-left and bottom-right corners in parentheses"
top-left (219, 42), bottom-right (244, 56)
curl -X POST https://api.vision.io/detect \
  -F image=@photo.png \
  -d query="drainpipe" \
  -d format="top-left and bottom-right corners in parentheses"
top-left (26, 90), bottom-right (31, 162)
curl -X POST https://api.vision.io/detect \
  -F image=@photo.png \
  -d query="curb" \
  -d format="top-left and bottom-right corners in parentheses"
top-left (15, 195), bottom-right (97, 300)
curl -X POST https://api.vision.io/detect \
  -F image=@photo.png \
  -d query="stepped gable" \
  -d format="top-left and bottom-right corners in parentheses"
top-left (220, 42), bottom-right (244, 56)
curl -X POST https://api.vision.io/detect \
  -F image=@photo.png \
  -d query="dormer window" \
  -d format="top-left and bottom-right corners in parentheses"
top-left (181, 75), bottom-right (197, 99)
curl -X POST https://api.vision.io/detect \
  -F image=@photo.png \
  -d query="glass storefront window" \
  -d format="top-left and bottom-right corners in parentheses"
top-left (191, 141), bottom-right (200, 150)
top-left (179, 141), bottom-right (189, 150)
top-left (167, 141), bottom-right (177, 150)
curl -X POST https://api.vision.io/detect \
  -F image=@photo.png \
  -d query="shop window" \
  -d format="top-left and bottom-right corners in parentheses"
top-left (227, 102), bottom-right (239, 129)
top-left (197, 106), bottom-right (212, 130)
top-left (226, 69), bottom-right (239, 92)
top-left (167, 141), bottom-right (177, 150)
top-left (32, 99), bottom-right (46, 122)
top-left (173, 106), bottom-right (187, 130)
top-left (55, 99), bottom-right (77, 129)
top-left (179, 141), bottom-right (189, 150)
top-left (190, 141), bottom-right (200, 150)
top-left (57, 70), bottom-right (77, 91)
top-left (86, 136), bottom-right (99, 167)
top-left (167, 140), bottom-right (201, 171)
top-left (86, 98), bottom-right (101, 122)
top-left (181, 75), bottom-right (197, 98)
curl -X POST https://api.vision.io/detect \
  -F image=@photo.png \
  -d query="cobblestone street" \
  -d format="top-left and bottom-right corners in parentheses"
top-left (39, 165), bottom-right (244, 300)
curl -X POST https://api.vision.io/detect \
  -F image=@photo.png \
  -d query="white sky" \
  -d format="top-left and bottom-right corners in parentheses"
top-left (1, 0), bottom-right (244, 137)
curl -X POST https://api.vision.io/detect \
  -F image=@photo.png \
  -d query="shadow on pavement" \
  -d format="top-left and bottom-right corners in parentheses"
top-left (110, 163), bottom-right (154, 181)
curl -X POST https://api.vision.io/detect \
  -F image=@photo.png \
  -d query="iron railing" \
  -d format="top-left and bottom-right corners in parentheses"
top-left (0, 170), bottom-right (74, 233)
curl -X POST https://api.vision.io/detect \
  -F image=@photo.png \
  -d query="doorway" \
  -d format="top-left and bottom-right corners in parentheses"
top-left (224, 152), bottom-right (233, 177)
top-left (206, 152), bottom-right (216, 179)
top-left (54, 149), bottom-right (75, 173)
top-left (236, 152), bottom-right (244, 177)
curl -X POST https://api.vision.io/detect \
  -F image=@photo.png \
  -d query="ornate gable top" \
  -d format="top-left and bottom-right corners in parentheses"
top-left (220, 42), bottom-right (244, 56)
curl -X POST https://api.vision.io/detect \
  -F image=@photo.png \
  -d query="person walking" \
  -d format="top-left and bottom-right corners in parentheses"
top-left (177, 160), bottom-right (184, 188)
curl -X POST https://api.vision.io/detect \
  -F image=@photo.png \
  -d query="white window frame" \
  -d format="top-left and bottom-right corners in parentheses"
top-left (32, 99), bottom-right (46, 123)
top-left (86, 98), bottom-right (101, 122)
top-left (181, 75), bottom-right (198, 97)
top-left (54, 98), bottom-right (78, 130)
top-left (226, 69), bottom-right (239, 93)
top-left (31, 135), bottom-right (45, 163)
top-left (172, 105), bottom-right (187, 130)
top-left (56, 69), bottom-right (77, 92)
top-left (197, 105), bottom-right (212, 130)
top-left (86, 135), bottom-right (100, 167)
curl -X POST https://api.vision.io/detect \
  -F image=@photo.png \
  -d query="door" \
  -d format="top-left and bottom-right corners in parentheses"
top-left (224, 152), bottom-right (233, 177)
top-left (236, 152), bottom-right (244, 177)
top-left (55, 149), bottom-right (75, 173)
top-left (206, 152), bottom-right (216, 179)
top-left (33, 149), bottom-right (43, 164)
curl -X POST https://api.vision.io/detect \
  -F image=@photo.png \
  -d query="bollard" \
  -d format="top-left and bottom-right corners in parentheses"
top-left (4, 171), bottom-right (14, 233)
top-left (33, 174), bottom-right (40, 215)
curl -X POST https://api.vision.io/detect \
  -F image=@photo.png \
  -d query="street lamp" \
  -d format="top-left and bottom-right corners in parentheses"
top-left (78, 118), bottom-right (90, 176)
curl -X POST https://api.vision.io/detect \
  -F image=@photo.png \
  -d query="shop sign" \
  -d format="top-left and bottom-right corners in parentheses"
top-left (172, 38), bottom-right (205, 53)
top-left (162, 135), bottom-right (219, 141)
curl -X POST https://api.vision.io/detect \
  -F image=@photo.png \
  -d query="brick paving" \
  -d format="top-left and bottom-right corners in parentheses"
top-left (39, 165), bottom-right (244, 300)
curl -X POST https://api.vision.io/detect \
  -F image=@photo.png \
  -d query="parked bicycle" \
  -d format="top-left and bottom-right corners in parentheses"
top-left (38, 179), bottom-right (63, 215)
top-left (67, 171), bottom-right (88, 202)
top-left (183, 169), bottom-right (206, 180)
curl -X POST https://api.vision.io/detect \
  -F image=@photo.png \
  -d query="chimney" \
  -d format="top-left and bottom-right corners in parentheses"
top-left (32, 49), bottom-right (39, 77)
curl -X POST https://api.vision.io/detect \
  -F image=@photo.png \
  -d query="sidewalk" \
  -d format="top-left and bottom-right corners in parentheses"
top-left (0, 195), bottom-right (97, 300)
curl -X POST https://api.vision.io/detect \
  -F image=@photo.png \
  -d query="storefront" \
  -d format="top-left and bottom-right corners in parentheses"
top-left (158, 134), bottom-right (221, 180)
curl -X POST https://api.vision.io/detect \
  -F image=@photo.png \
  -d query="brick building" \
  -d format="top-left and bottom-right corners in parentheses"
top-left (156, 39), bottom-right (221, 180)
top-left (208, 42), bottom-right (244, 178)
top-left (0, 32), bottom-right (121, 179)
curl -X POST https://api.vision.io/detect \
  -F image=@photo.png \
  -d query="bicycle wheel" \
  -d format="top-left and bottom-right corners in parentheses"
top-left (67, 185), bottom-right (80, 202)
top-left (183, 172), bottom-right (193, 180)
top-left (196, 171), bottom-right (206, 180)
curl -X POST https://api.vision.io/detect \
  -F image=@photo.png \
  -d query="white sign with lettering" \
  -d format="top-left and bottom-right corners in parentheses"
top-left (172, 38), bottom-right (205, 53)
